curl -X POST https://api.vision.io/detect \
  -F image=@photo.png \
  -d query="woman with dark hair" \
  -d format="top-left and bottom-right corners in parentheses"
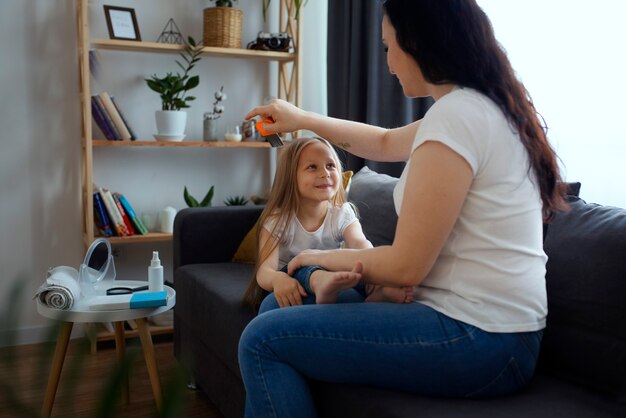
top-left (240, 0), bottom-right (566, 416)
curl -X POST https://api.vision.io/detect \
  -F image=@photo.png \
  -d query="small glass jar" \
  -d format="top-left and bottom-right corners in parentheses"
top-left (224, 125), bottom-right (242, 142)
top-left (241, 120), bottom-right (257, 141)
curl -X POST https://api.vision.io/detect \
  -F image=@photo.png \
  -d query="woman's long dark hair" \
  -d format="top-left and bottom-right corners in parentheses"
top-left (383, 0), bottom-right (566, 220)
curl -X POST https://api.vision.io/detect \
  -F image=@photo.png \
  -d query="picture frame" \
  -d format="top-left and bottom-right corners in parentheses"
top-left (103, 5), bottom-right (141, 41)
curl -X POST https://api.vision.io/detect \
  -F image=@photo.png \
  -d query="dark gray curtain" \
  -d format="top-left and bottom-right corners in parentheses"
top-left (327, 0), bottom-right (433, 177)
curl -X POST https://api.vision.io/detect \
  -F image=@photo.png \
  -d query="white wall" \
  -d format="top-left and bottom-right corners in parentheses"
top-left (478, 0), bottom-right (626, 207)
top-left (0, 0), bottom-right (327, 346)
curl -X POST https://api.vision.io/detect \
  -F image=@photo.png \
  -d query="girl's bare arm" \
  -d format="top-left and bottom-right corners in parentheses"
top-left (342, 221), bottom-right (373, 250)
top-left (256, 227), bottom-right (307, 307)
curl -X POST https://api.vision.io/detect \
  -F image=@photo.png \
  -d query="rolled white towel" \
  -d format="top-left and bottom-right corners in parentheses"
top-left (34, 266), bottom-right (82, 310)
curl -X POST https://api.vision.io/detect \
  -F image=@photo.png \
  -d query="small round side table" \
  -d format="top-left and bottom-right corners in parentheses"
top-left (36, 280), bottom-right (176, 418)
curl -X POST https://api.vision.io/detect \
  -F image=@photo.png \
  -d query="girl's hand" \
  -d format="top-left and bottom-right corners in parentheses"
top-left (287, 249), bottom-right (324, 276)
top-left (244, 99), bottom-right (308, 133)
top-left (273, 275), bottom-right (308, 308)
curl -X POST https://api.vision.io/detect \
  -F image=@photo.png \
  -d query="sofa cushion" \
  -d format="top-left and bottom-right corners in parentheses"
top-left (313, 373), bottom-right (626, 417)
top-left (348, 166), bottom-right (399, 247)
top-left (175, 263), bottom-right (256, 378)
top-left (566, 181), bottom-right (581, 197)
top-left (541, 196), bottom-right (626, 398)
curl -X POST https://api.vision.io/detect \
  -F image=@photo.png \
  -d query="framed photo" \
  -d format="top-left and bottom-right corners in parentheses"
top-left (103, 5), bottom-right (141, 41)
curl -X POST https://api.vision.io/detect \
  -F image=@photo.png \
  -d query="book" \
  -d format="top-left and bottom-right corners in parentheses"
top-left (93, 192), bottom-right (113, 237)
top-left (112, 192), bottom-right (136, 236)
top-left (99, 188), bottom-right (126, 236)
top-left (110, 96), bottom-right (137, 141)
top-left (91, 97), bottom-right (116, 140)
top-left (99, 92), bottom-right (132, 140)
top-left (115, 192), bottom-right (149, 235)
top-left (98, 187), bottom-right (130, 236)
top-left (94, 95), bottom-right (122, 140)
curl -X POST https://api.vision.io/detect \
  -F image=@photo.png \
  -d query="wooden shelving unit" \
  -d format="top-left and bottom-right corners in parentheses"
top-left (92, 39), bottom-right (297, 61)
top-left (76, 0), bottom-right (302, 248)
top-left (91, 139), bottom-right (272, 148)
top-left (75, 0), bottom-right (303, 348)
top-left (106, 232), bottom-right (172, 245)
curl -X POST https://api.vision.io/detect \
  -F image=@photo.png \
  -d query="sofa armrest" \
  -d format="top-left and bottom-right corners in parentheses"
top-left (173, 206), bottom-right (263, 269)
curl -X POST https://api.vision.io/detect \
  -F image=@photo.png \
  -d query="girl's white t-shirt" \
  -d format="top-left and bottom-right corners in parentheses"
top-left (264, 203), bottom-right (358, 269)
top-left (393, 87), bottom-right (548, 333)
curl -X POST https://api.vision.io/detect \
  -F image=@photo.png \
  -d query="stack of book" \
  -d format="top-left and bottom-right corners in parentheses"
top-left (91, 92), bottom-right (137, 141)
top-left (93, 187), bottom-right (149, 237)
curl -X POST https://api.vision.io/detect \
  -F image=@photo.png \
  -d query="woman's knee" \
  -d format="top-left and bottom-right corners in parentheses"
top-left (239, 313), bottom-right (273, 366)
top-left (239, 309), bottom-right (289, 363)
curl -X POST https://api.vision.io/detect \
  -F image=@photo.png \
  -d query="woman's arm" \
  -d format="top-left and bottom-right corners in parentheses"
top-left (257, 227), bottom-right (307, 307)
top-left (245, 99), bottom-right (420, 162)
top-left (289, 141), bottom-right (473, 287)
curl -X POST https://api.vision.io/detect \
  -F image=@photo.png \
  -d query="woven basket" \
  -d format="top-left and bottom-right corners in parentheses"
top-left (203, 7), bottom-right (243, 49)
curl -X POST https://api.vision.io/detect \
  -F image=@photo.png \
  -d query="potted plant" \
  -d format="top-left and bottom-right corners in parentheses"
top-left (224, 195), bottom-right (249, 206)
top-left (203, 86), bottom-right (227, 141)
top-left (145, 36), bottom-right (202, 140)
top-left (203, 0), bottom-right (243, 49)
top-left (183, 185), bottom-right (215, 207)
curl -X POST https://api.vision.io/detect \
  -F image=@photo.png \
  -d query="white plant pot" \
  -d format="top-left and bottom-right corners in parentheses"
top-left (155, 110), bottom-right (187, 137)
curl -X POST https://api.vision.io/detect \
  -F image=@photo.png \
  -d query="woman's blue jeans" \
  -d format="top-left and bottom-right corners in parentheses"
top-left (239, 268), bottom-right (543, 418)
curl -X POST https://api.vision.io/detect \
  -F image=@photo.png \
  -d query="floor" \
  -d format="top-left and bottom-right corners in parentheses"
top-left (0, 335), bottom-right (224, 418)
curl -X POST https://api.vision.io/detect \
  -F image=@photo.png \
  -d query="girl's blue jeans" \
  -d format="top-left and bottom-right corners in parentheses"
top-left (239, 267), bottom-right (543, 418)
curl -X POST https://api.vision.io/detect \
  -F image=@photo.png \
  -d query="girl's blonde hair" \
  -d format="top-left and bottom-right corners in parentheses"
top-left (243, 137), bottom-right (347, 307)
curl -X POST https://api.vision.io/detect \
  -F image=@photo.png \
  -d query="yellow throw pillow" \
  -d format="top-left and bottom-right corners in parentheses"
top-left (343, 170), bottom-right (354, 193)
top-left (232, 223), bottom-right (258, 264)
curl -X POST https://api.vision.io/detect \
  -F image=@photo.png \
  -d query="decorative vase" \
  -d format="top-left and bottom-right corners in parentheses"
top-left (203, 7), bottom-right (243, 48)
top-left (159, 206), bottom-right (177, 233)
top-left (155, 110), bottom-right (187, 141)
top-left (203, 116), bottom-right (219, 141)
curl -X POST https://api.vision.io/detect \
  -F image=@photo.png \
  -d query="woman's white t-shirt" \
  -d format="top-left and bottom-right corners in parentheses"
top-left (393, 87), bottom-right (548, 333)
top-left (264, 203), bottom-right (358, 269)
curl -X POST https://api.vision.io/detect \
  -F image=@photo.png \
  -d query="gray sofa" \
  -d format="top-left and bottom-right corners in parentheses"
top-left (174, 167), bottom-right (626, 418)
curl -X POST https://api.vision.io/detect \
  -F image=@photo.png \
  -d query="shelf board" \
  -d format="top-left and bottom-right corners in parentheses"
top-left (94, 324), bottom-right (173, 341)
top-left (91, 139), bottom-right (271, 148)
top-left (100, 232), bottom-right (172, 244)
top-left (92, 39), bottom-right (296, 62)
top-left (85, 322), bottom-right (173, 353)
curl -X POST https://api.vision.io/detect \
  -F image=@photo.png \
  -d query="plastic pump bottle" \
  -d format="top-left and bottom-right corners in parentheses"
top-left (148, 251), bottom-right (164, 292)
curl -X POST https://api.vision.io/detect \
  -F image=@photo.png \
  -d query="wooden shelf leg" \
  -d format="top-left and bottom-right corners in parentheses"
top-left (41, 321), bottom-right (73, 418)
top-left (136, 317), bottom-right (162, 411)
top-left (114, 321), bottom-right (130, 405)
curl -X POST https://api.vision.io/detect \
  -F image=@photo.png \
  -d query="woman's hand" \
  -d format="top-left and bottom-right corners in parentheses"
top-left (272, 274), bottom-right (308, 308)
top-left (244, 99), bottom-right (309, 134)
top-left (287, 249), bottom-right (324, 276)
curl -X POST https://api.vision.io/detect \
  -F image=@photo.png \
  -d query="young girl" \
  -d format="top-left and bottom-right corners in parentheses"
top-left (243, 136), bottom-right (412, 308)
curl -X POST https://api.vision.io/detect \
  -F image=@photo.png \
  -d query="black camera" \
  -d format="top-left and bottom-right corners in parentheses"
top-left (247, 32), bottom-right (291, 52)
